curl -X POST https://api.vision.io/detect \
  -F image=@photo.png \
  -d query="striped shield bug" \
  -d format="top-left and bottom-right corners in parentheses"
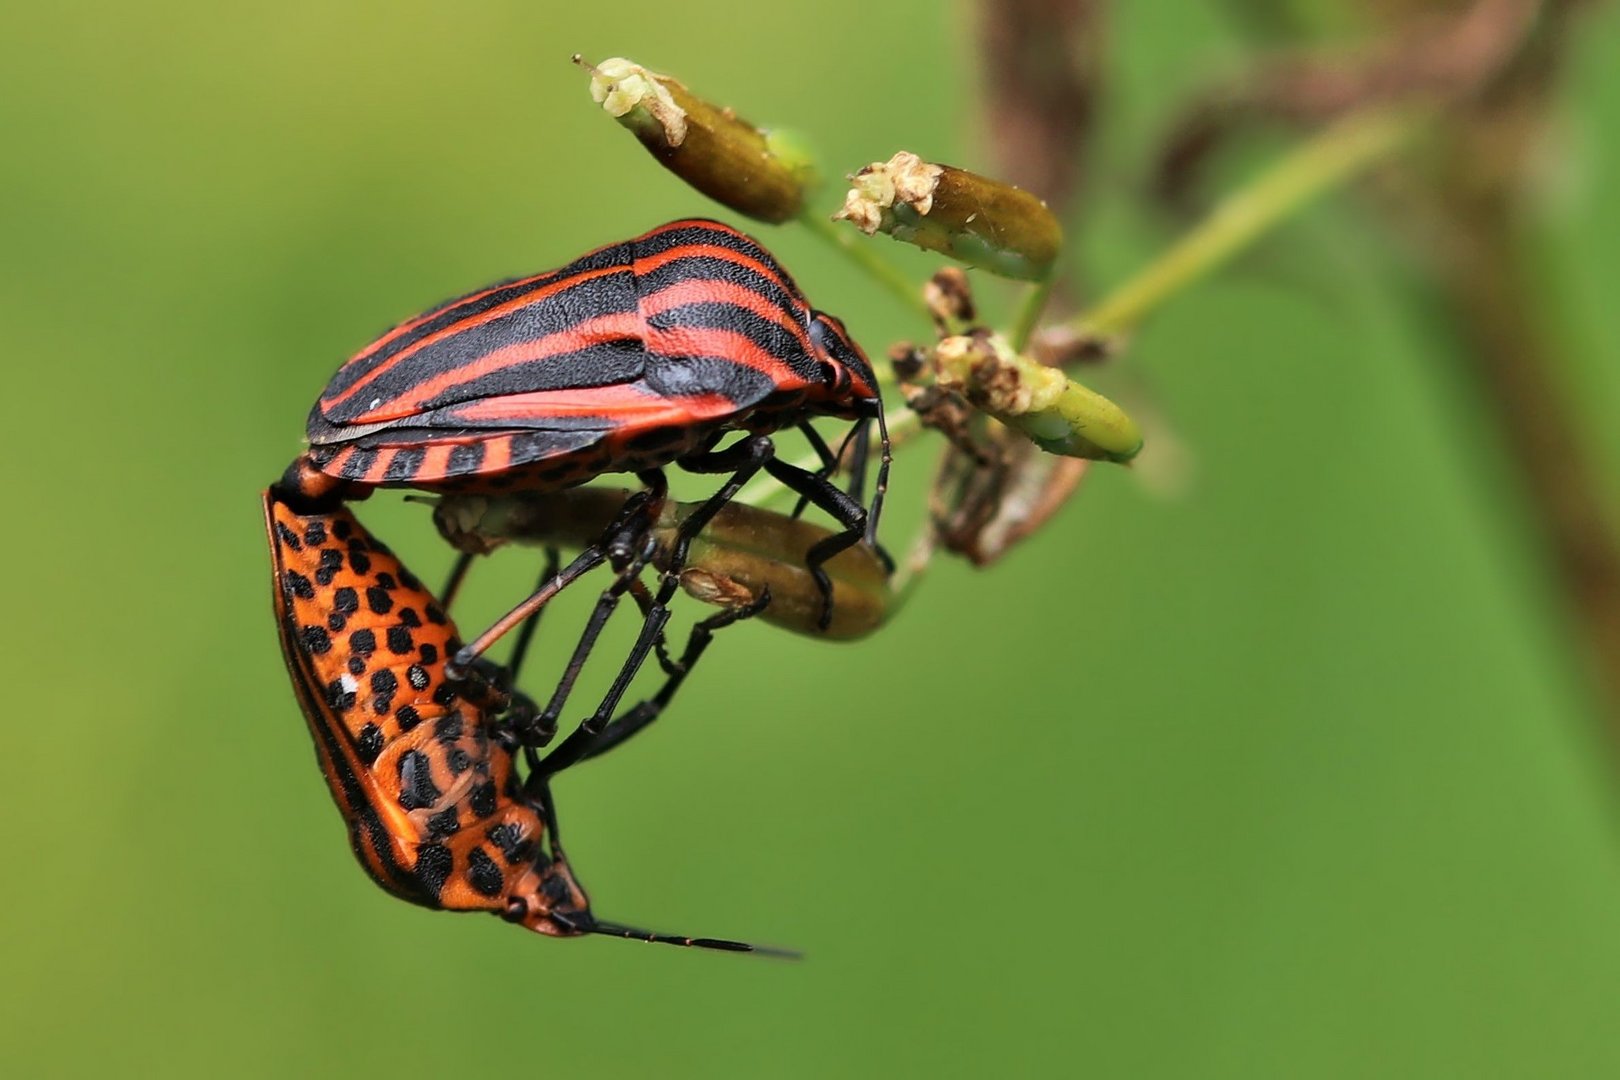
top-left (264, 483), bottom-right (781, 953)
top-left (280, 218), bottom-right (889, 582)
top-left (272, 218), bottom-right (893, 771)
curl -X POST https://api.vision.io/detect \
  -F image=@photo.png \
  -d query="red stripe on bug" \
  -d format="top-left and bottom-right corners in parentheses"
top-left (325, 445), bottom-right (358, 477)
top-left (480, 434), bottom-right (512, 475)
top-left (321, 264), bottom-right (632, 414)
top-left (348, 220), bottom-right (734, 366)
top-left (638, 277), bottom-right (814, 351)
top-left (340, 310), bottom-right (649, 426)
top-left (644, 324), bottom-right (818, 386)
top-left (419, 442), bottom-right (454, 482)
top-left (445, 382), bottom-right (732, 424)
top-left (361, 447), bottom-right (398, 485)
top-left (358, 268), bottom-right (563, 360)
top-left (630, 243), bottom-right (797, 299)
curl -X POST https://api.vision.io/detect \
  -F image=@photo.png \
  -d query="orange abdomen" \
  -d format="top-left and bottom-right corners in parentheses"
top-left (263, 489), bottom-right (588, 932)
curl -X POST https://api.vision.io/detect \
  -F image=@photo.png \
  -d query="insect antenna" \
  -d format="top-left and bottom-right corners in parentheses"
top-left (865, 402), bottom-right (892, 556)
top-left (580, 915), bottom-right (801, 959)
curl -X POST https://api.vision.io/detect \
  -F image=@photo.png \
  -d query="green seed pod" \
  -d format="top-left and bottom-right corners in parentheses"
top-left (933, 333), bottom-right (1142, 462)
top-left (581, 56), bottom-right (817, 225)
top-left (434, 489), bottom-right (892, 640)
top-left (833, 152), bottom-right (1062, 280)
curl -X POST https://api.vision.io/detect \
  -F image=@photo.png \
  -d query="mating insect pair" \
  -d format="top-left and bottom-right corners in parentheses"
top-left (266, 219), bottom-right (892, 950)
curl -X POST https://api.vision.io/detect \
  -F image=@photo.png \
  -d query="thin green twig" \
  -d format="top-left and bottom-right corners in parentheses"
top-left (1068, 107), bottom-right (1423, 343)
top-left (1008, 274), bottom-right (1056, 353)
top-left (743, 108), bottom-right (1423, 515)
top-left (797, 210), bottom-right (932, 322)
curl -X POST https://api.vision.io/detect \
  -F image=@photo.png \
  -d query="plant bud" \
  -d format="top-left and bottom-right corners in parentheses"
top-left (834, 152), bottom-right (1062, 280)
top-left (434, 489), bottom-right (891, 640)
top-left (933, 333), bottom-right (1141, 462)
top-left (580, 56), bottom-right (816, 224)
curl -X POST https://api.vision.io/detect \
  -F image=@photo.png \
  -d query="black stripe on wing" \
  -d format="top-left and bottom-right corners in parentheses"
top-left (320, 274), bottom-right (641, 424)
top-left (633, 220), bottom-right (793, 284)
top-left (645, 300), bottom-right (821, 384)
top-left (641, 356), bottom-right (779, 405)
top-left (635, 254), bottom-right (807, 322)
top-left (324, 242), bottom-right (634, 399)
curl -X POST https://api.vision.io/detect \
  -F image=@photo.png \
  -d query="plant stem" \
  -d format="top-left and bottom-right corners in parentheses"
top-left (797, 210), bottom-right (932, 321)
top-left (1009, 274), bottom-right (1056, 353)
top-left (1069, 106), bottom-right (1423, 343)
top-left (746, 109), bottom-right (1420, 515)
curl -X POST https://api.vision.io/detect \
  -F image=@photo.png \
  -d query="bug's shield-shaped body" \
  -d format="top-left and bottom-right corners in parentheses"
top-left (264, 489), bottom-right (588, 935)
top-left (301, 218), bottom-right (878, 495)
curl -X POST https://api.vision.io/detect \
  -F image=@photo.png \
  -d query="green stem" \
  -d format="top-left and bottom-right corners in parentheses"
top-left (798, 210), bottom-right (932, 321)
top-left (1008, 274), bottom-right (1056, 353)
top-left (1070, 107), bottom-right (1423, 342)
top-left (743, 109), bottom-right (1422, 514)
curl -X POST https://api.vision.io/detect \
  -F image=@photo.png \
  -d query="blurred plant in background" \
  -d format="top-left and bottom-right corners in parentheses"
top-left (578, 0), bottom-right (1620, 763)
top-left (1143, 0), bottom-right (1620, 753)
top-left (7, 1), bottom-right (1620, 1075)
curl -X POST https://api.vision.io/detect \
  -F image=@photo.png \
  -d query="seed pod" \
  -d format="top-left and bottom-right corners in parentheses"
top-left (581, 56), bottom-right (816, 224)
top-left (933, 333), bottom-right (1142, 462)
top-left (930, 433), bottom-right (1090, 567)
top-left (833, 152), bottom-right (1062, 280)
top-left (434, 489), bottom-right (893, 641)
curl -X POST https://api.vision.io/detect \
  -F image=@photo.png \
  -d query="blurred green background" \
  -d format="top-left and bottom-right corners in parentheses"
top-left (6, 2), bottom-right (1620, 1076)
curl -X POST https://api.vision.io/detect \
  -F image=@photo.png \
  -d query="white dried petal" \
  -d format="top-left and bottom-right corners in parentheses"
top-left (588, 57), bottom-right (687, 147)
top-left (833, 151), bottom-right (944, 234)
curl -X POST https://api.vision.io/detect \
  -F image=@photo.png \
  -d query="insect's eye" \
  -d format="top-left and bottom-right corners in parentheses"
top-left (809, 314), bottom-right (849, 389)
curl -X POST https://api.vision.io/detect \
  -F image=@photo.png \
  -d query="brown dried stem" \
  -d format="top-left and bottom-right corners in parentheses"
top-left (1154, 0), bottom-right (1620, 743)
top-left (976, 0), bottom-right (1106, 219)
top-left (922, 0), bottom-right (1108, 566)
top-left (1154, 0), bottom-right (1543, 209)
top-left (1377, 0), bottom-right (1620, 742)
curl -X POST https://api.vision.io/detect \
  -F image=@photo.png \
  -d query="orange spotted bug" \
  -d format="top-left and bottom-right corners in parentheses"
top-left (264, 483), bottom-right (777, 952)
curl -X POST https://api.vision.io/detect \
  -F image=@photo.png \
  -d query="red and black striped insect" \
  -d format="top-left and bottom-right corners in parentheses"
top-left (274, 217), bottom-right (892, 766)
top-left (281, 218), bottom-right (888, 574)
top-left (264, 484), bottom-right (775, 953)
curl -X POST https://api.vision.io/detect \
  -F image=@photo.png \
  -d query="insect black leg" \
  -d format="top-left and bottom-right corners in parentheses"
top-left (845, 417), bottom-right (872, 507)
top-left (440, 551), bottom-right (474, 611)
top-left (666, 434), bottom-right (776, 581)
top-left (530, 436), bottom-right (776, 776)
top-left (445, 546), bottom-right (606, 682)
top-left (523, 766), bottom-right (568, 864)
top-left (489, 549), bottom-right (562, 749)
top-left (866, 400), bottom-right (892, 551)
top-left (535, 588), bottom-right (772, 777)
top-left (626, 575), bottom-right (683, 677)
top-left (799, 420), bottom-right (838, 473)
top-left (507, 547), bottom-right (561, 681)
top-left (792, 420), bottom-right (860, 520)
top-left (795, 422), bottom-right (837, 522)
top-left (533, 592), bottom-right (673, 775)
top-left (526, 532), bottom-right (657, 745)
top-left (447, 484), bottom-right (663, 680)
top-left (759, 456), bottom-right (870, 630)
